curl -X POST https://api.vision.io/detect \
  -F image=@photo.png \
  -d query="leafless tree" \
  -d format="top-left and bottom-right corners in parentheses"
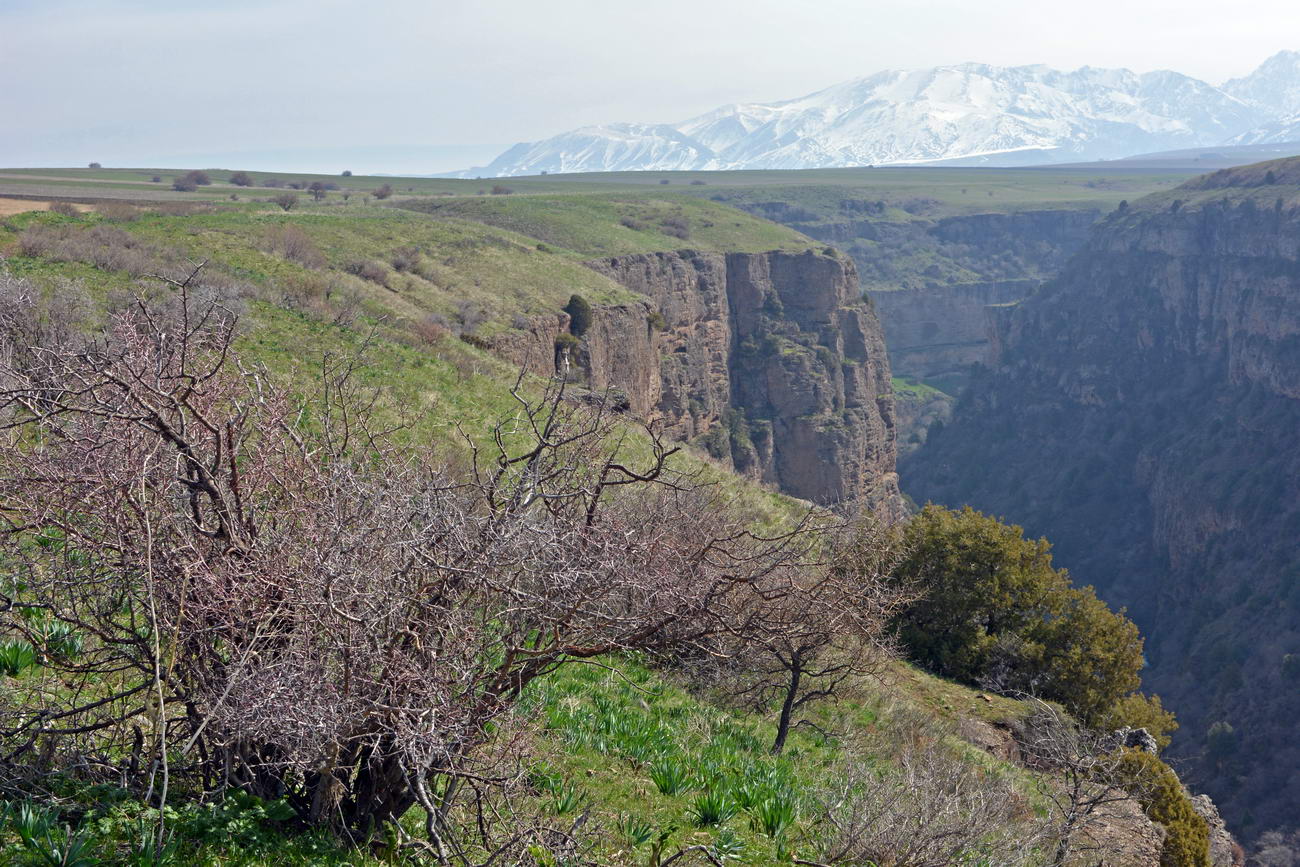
top-left (719, 521), bottom-right (914, 753)
top-left (1018, 699), bottom-right (1156, 867)
top-left (273, 192), bottom-right (298, 212)
top-left (373, 184), bottom-right (394, 200)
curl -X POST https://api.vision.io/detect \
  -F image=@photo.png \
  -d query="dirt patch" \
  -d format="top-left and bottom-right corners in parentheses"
top-left (0, 197), bottom-right (92, 217)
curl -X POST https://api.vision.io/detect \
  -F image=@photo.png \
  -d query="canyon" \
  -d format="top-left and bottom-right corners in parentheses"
top-left (903, 158), bottom-right (1300, 843)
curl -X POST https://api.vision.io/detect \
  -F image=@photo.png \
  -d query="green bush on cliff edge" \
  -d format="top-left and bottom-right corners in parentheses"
top-left (1117, 748), bottom-right (1211, 867)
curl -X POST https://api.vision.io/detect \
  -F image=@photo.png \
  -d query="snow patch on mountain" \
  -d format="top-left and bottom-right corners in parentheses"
top-left (458, 53), bottom-right (1299, 177)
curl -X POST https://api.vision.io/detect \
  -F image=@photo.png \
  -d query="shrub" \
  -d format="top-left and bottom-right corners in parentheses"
top-left (97, 201), bottom-right (139, 222)
top-left (659, 179), bottom-right (670, 185)
top-left (272, 193), bottom-right (298, 212)
top-left (564, 293), bottom-right (593, 337)
top-left (373, 184), bottom-right (394, 200)
top-left (150, 175), bottom-right (161, 183)
top-left (889, 505), bottom-right (1148, 727)
top-left (661, 216), bottom-right (690, 240)
top-left (341, 170), bottom-right (352, 177)
top-left (411, 313), bottom-right (451, 345)
top-left (264, 224), bottom-right (325, 268)
top-left (48, 201), bottom-right (80, 217)
top-left (172, 177), bottom-right (198, 192)
top-left (344, 259), bottom-right (388, 286)
top-left (262, 177), bottom-right (284, 188)
top-left (88, 162), bottom-right (102, 169)
top-left (690, 179), bottom-right (707, 185)
top-left (490, 185), bottom-right (513, 195)
top-left (1116, 749), bottom-right (1211, 867)
top-left (390, 245), bottom-right (421, 272)
top-left (183, 170), bottom-right (211, 186)
top-left (229, 171), bottom-right (254, 187)
top-left (620, 215), bottom-right (648, 231)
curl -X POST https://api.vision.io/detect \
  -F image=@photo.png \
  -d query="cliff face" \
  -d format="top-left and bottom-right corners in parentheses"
top-left (903, 159), bottom-right (1300, 844)
top-left (869, 279), bottom-right (1036, 380)
top-left (491, 249), bottom-right (902, 515)
top-left (739, 203), bottom-right (1101, 384)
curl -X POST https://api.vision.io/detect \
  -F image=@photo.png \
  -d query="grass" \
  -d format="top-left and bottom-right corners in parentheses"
top-left (512, 653), bottom-right (1047, 865)
top-left (892, 376), bottom-right (951, 401)
top-left (0, 164), bottom-right (1200, 222)
top-left (394, 192), bottom-right (814, 257)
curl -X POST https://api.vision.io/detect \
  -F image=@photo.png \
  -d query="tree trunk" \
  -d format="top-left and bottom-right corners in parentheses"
top-left (771, 655), bottom-right (802, 755)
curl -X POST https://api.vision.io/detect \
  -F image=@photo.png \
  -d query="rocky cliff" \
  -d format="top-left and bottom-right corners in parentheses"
top-left (491, 248), bottom-right (903, 516)
top-left (903, 158), bottom-right (1300, 845)
top-left (728, 204), bottom-right (1102, 382)
top-left (869, 279), bottom-right (1037, 380)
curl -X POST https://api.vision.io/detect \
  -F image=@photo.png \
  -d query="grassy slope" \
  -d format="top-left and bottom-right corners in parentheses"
top-left (394, 193), bottom-right (813, 258)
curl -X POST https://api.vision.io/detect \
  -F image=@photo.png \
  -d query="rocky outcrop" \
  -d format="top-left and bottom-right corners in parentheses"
top-left (903, 159), bottom-right (1300, 846)
top-left (1193, 795), bottom-right (1245, 867)
top-left (491, 248), bottom-right (903, 515)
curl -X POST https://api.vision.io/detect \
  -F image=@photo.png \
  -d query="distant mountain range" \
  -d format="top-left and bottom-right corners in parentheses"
top-left (455, 51), bottom-right (1300, 177)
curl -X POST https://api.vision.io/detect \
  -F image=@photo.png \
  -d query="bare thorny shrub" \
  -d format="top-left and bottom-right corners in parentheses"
top-left (1017, 699), bottom-right (1162, 867)
top-left (697, 522), bottom-right (917, 754)
top-left (0, 266), bottom-right (875, 860)
top-left (811, 710), bottom-right (1051, 867)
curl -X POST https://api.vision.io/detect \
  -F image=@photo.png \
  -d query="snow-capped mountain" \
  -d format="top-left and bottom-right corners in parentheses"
top-left (1224, 50), bottom-right (1300, 116)
top-left (462, 53), bottom-right (1300, 177)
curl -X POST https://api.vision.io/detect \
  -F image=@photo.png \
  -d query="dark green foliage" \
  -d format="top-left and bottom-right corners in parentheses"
top-left (564, 293), bottom-right (593, 337)
top-left (890, 505), bottom-right (1150, 728)
top-left (1117, 749), bottom-right (1211, 867)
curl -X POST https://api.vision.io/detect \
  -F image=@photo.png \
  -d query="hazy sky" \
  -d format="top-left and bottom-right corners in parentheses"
top-left (3, 0), bottom-right (1298, 173)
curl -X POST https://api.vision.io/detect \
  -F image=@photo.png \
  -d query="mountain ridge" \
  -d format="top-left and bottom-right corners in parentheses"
top-left (459, 52), bottom-right (1300, 177)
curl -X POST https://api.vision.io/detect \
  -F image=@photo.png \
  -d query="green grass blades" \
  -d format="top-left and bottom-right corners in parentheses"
top-left (647, 759), bottom-right (694, 796)
top-left (689, 789), bottom-right (739, 827)
top-left (0, 640), bottom-right (37, 676)
top-left (748, 794), bottom-right (797, 839)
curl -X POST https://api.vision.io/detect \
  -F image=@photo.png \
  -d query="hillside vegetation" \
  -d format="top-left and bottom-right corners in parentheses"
top-left (0, 186), bottom-right (1211, 865)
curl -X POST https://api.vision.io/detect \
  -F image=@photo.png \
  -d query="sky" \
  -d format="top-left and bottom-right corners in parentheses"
top-left (3, 0), bottom-right (1299, 174)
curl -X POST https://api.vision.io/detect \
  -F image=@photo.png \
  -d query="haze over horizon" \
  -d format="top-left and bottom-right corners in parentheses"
top-left (4, 0), bottom-right (1300, 173)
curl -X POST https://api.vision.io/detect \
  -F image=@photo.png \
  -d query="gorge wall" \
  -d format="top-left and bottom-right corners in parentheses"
top-left (492, 248), bottom-right (903, 516)
top-left (741, 204), bottom-right (1102, 382)
top-left (903, 159), bottom-right (1300, 843)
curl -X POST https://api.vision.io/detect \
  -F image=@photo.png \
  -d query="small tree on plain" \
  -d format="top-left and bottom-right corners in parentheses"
top-left (229, 171), bottom-right (254, 187)
top-left (341, 169), bottom-right (352, 176)
top-left (273, 192), bottom-right (299, 212)
top-left (172, 177), bottom-right (198, 192)
top-left (309, 181), bottom-right (327, 201)
top-left (88, 162), bottom-right (102, 169)
top-left (373, 183), bottom-right (394, 200)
